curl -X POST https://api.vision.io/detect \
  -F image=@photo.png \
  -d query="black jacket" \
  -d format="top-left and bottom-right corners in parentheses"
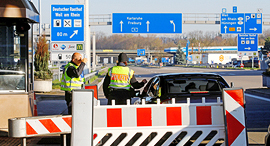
top-left (66, 61), bottom-right (85, 78)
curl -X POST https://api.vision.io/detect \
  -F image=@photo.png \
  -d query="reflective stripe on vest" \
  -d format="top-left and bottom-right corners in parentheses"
top-left (60, 63), bottom-right (85, 91)
top-left (108, 66), bottom-right (134, 90)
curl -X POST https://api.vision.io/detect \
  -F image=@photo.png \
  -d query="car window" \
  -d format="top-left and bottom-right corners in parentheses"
top-left (142, 77), bottom-right (160, 98)
top-left (148, 77), bottom-right (160, 98)
top-left (166, 78), bottom-right (224, 93)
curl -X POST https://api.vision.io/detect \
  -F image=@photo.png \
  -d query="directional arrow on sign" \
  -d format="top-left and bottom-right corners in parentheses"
top-left (170, 20), bottom-right (175, 32)
top-left (224, 26), bottom-right (227, 33)
top-left (146, 21), bottom-right (150, 32)
top-left (70, 30), bottom-right (78, 39)
top-left (249, 27), bottom-right (257, 31)
top-left (120, 21), bottom-right (123, 32)
top-left (245, 47), bottom-right (251, 50)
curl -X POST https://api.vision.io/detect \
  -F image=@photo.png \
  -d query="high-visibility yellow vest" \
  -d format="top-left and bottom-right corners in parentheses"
top-left (108, 66), bottom-right (134, 90)
top-left (60, 63), bottom-right (85, 91)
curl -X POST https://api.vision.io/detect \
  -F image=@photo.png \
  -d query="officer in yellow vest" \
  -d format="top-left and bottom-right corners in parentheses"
top-left (103, 53), bottom-right (147, 105)
top-left (61, 52), bottom-right (87, 114)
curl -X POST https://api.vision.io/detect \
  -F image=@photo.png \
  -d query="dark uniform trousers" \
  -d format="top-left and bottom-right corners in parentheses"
top-left (65, 91), bottom-right (72, 115)
top-left (108, 89), bottom-right (131, 105)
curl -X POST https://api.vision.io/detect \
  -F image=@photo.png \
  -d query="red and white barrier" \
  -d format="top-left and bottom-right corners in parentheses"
top-left (26, 116), bottom-right (71, 136)
top-left (223, 88), bottom-right (248, 146)
top-left (93, 98), bottom-right (224, 128)
top-left (9, 88), bottom-right (249, 146)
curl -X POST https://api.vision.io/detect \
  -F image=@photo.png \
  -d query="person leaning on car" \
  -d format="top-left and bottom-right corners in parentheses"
top-left (60, 52), bottom-right (87, 115)
top-left (103, 53), bottom-right (147, 105)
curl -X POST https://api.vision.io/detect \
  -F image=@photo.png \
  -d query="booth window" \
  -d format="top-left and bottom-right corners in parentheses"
top-left (0, 25), bottom-right (27, 92)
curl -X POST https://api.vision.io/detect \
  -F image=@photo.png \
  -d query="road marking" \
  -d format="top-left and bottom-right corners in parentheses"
top-left (245, 93), bottom-right (270, 102)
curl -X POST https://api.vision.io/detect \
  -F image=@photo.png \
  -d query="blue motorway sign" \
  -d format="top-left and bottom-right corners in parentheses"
top-left (221, 13), bottom-right (262, 34)
top-left (112, 13), bottom-right (182, 34)
top-left (238, 34), bottom-right (258, 52)
top-left (51, 5), bottom-right (84, 42)
top-left (137, 49), bottom-right (145, 56)
top-left (245, 13), bottom-right (262, 33)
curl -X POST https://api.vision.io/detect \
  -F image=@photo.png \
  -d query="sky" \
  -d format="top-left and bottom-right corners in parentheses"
top-left (31, 0), bottom-right (270, 36)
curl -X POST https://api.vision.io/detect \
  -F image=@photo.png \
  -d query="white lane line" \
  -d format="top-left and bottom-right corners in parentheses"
top-left (245, 93), bottom-right (270, 102)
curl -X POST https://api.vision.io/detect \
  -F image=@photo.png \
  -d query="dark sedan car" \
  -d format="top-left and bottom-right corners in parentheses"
top-left (138, 72), bottom-right (231, 104)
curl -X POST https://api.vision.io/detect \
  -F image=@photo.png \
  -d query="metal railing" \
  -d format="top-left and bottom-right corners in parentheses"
top-left (52, 65), bottom-right (106, 81)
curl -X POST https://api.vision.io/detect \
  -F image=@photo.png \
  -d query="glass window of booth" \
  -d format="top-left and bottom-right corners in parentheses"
top-left (0, 24), bottom-right (33, 92)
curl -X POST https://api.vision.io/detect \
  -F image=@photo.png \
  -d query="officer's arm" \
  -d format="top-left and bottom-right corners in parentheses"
top-left (66, 62), bottom-right (85, 78)
top-left (130, 75), bottom-right (146, 89)
top-left (103, 74), bottom-right (110, 98)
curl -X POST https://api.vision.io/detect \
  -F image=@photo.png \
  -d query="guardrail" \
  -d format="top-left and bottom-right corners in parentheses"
top-left (84, 66), bottom-right (107, 84)
top-left (52, 65), bottom-right (106, 81)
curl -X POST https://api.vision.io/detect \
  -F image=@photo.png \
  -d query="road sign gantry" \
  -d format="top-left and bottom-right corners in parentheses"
top-left (221, 13), bottom-right (262, 34)
top-left (112, 13), bottom-right (182, 34)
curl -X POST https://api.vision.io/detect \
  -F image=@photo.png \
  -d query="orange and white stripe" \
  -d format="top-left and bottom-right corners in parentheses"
top-left (26, 116), bottom-right (71, 135)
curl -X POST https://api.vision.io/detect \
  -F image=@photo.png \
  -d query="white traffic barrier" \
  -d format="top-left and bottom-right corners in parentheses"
top-left (9, 97), bottom-right (226, 146)
top-left (223, 88), bottom-right (248, 146)
top-left (92, 98), bottom-right (225, 145)
top-left (71, 89), bottom-right (94, 146)
top-left (8, 88), bottom-right (248, 146)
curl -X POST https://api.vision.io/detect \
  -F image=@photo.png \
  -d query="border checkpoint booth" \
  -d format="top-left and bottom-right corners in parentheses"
top-left (0, 0), bottom-right (39, 133)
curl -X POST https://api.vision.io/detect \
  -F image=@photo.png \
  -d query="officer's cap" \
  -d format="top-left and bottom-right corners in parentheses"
top-left (118, 53), bottom-right (128, 62)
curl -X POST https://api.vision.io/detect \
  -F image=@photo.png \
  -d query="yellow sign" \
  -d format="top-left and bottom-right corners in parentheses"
top-left (219, 55), bottom-right (224, 62)
top-left (103, 50), bottom-right (113, 52)
top-left (76, 44), bottom-right (83, 50)
top-left (229, 27), bottom-right (235, 31)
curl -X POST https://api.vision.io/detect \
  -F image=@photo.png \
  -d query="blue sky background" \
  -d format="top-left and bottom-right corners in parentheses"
top-left (31, 0), bottom-right (270, 35)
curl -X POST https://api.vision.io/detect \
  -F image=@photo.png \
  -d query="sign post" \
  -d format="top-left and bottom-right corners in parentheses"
top-left (220, 13), bottom-right (262, 34)
top-left (137, 49), bottom-right (145, 56)
top-left (237, 34), bottom-right (258, 57)
top-left (51, 4), bottom-right (86, 62)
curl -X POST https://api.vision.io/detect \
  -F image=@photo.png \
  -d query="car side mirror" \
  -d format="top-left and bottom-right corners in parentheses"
top-left (230, 82), bottom-right (234, 88)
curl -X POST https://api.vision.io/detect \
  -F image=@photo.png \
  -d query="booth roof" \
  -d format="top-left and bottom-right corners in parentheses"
top-left (0, 0), bottom-right (39, 24)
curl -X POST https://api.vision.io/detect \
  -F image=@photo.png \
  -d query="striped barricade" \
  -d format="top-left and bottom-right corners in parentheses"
top-left (9, 88), bottom-right (249, 145)
top-left (92, 98), bottom-right (225, 145)
top-left (223, 88), bottom-right (248, 146)
top-left (9, 97), bottom-right (226, 145)
top-left (9, 115), bottom-right (72, 137)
